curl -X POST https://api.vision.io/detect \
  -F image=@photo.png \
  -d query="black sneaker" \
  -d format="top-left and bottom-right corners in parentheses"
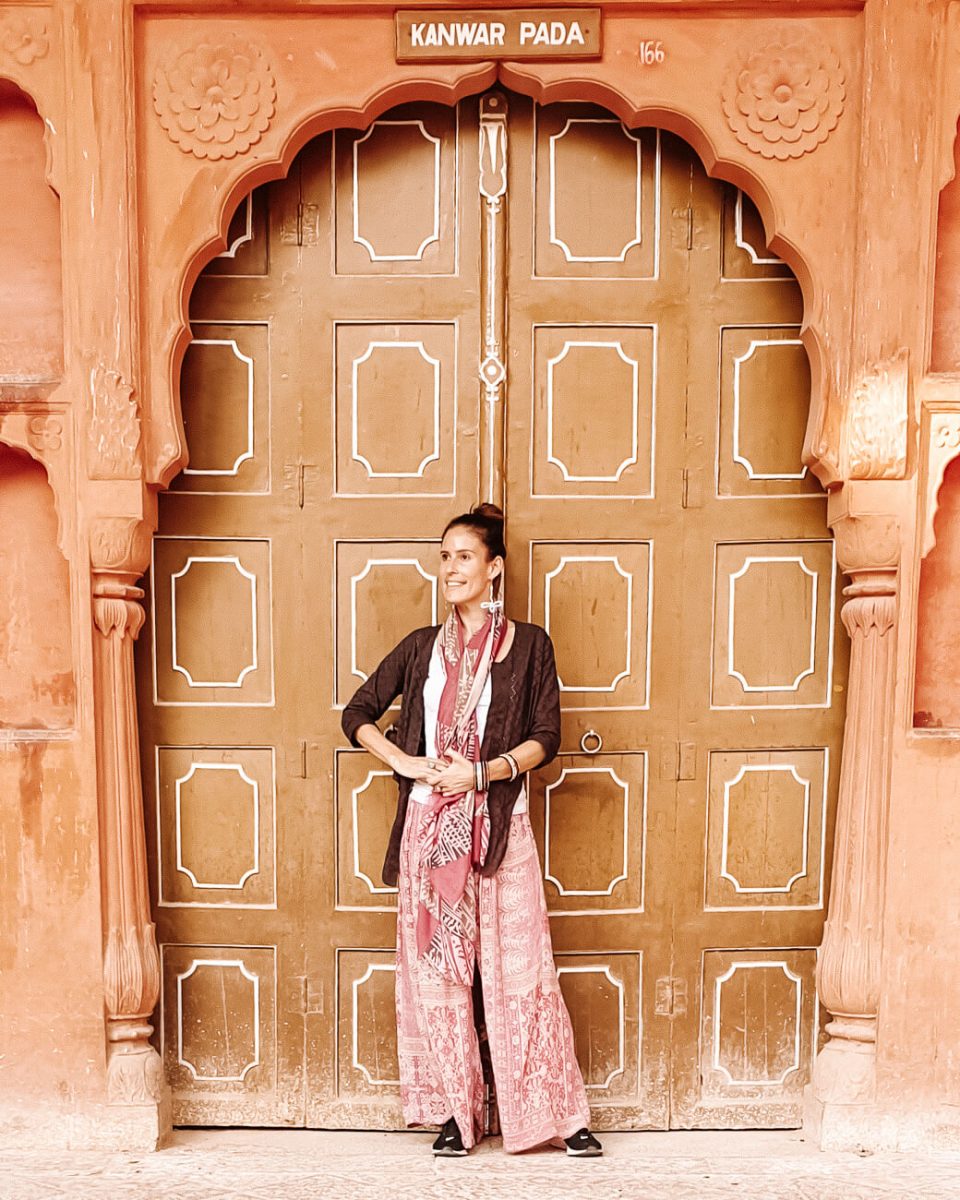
top-left (432, 1116), bottom-right (468, 1157)
top-left (564, 1127), bottom-right (603, 1157)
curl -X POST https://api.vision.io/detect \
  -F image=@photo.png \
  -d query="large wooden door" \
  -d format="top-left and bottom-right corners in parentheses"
top-left (136, 92), bottom-right (846, 1131)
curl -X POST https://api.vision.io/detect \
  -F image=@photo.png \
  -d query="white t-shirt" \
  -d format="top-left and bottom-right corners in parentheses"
top-left (409, 639), bottom-right (527, 813)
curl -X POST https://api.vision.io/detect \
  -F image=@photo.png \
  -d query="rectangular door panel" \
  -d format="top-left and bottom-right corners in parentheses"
top-left (335, 748), bottom-right (399, 912)
top-left (530, 753), bottom-right (647, 916)
top-left (159, 943), bottom-right (298, 1126)
top-left (155, 746), bottom-right (277, 910)
top-left (673, 947), bottom-right (819, 1129)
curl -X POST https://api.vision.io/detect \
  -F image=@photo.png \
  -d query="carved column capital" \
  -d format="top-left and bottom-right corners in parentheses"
top-left (831, 510), bottom-right (900, 577)
top-left (90, 516), bottom-right (153, 579)
top-left (93, 591), bottom-right (146, 641)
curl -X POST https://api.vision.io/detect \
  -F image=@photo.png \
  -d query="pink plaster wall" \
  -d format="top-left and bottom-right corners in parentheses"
top-left (0, 81), bottom-right (62, 381)
top-left (0, 85), bottom-right (106, 1140)
top-left (914, 456), bottom-right (960, 728)
top-left (917, 120), bottom-right (960, 729)
top-left (0, 447), bottom-right (74, 729)
top-left (875, 121), bottom-right (960, 1137)
top-left (932, 122), bottom-right (960, 372)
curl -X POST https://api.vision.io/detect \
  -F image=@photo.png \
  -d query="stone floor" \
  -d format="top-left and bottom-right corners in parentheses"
top-left (3, 1129), bottom-right (960, 1200)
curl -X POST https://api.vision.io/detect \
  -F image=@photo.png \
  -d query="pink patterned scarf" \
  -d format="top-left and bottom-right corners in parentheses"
top-left (415, 606), bottom-right (506, 984)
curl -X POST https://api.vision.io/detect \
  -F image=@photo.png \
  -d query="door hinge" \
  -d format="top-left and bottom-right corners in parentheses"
top-left (660, 741), bottom-right (698, 781)
top-left (299, 975), bottom-right (325, 1015)
top-left (655, 976), bottom-right (688, 1017)
top-left (686, 205), bottom-right (694, 250)
top-left (297, 462), bottom-right (305, 508)
top-left (681, 466), bottom-right (703, 508)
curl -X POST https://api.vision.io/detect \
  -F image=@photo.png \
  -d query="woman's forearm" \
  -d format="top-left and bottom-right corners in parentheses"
top-left (486, 739), bottom-right (546, 782)
top-left (354, 722), bottom-right (405, 772)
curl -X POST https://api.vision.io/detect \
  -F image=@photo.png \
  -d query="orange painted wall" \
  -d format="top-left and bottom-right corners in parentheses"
top-left (919, 124), bottom-right (960, 728)
top-left (0, 447), bottom-right (74, 729)
top-left (0, 84), bottom-right (106, 1139)
top-left (874, 121), bottom-right (960, 1127)
top-left (0, 81), bottom-right (62, 381)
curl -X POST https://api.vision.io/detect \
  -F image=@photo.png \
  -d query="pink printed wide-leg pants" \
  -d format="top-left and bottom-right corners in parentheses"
top-left (396, 805), bottom-right (591, 1153)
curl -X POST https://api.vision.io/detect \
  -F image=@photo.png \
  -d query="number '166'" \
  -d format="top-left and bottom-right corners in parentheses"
top-left (639, 40), bottom-right (665, 65)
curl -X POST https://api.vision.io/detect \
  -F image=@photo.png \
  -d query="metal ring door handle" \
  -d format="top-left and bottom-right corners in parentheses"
top-left (580, 729), bottom-right (603, 754)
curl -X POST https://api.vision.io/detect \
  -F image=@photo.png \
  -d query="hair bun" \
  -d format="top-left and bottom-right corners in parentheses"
top-left (472, 502), bottom-right (504, 522)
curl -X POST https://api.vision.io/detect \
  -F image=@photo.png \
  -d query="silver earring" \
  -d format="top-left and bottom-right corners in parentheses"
top-left (481, 578), bottom-right (503, 612)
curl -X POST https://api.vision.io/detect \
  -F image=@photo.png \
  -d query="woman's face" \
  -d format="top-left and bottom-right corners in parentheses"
top-left (439, 526), bottom-right (501, 609)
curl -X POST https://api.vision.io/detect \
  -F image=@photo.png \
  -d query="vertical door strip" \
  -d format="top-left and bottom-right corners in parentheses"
top-left (478, 93), bottom-right (508, 508)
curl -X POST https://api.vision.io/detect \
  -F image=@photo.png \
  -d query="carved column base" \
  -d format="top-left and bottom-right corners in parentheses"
top-left (804, 1038), bottom-right (879, 1150)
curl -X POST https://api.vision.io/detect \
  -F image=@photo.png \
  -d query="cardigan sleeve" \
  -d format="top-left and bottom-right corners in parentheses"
top-left (341, 630), bottom-right (419, 748)
top-left (525, 630), bottom-right (561, 766)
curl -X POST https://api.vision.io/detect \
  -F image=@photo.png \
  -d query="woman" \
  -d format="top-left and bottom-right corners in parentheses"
top-left (342, 504), bottom-right (602, 1158)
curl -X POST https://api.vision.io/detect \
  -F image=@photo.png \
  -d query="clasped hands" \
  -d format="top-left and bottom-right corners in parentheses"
top-left (397, 749), bottom-right (476, 795)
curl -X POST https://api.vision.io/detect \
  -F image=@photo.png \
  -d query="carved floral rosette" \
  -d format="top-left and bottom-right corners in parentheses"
top-left (153, 34), bottom-right (277, 160)
top-left (722, 35), bottom-right (845, 160)
top-left (0, 12), bottom-right (49, 67)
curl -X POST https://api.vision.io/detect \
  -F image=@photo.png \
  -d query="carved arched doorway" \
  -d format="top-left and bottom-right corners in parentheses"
top-left (135, 90), bottom-right (847, 1131)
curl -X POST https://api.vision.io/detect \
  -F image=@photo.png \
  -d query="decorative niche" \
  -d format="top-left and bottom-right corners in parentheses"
top-left (0, 79), bottom-right (62, 388)
top-left (0, 444), bottom-right (75, 732)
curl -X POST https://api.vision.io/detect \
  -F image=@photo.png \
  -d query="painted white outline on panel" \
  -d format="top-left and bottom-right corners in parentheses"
top-left (217, 195), bottom-right (254, 258)
top-left (534, 113), bottom-right (661, 282)
top-left (350, 341), bottom-right (441, 478)
top-left (532, 323), bottom-right (658, 501)
top-left (352, 963), bottom-right (401, 1086)
top-left (712, 960), bottom-right (802, 1086)
top-left (182, 340), bottom-right (255, 477)
top-left (173, 762), bottom-right (260, 890)
top-left (353, 120), bottom-right (441, 261)
top-left (734, 192), bottom-right (782, 265)
top-left (176, 958), bottom-right (261, 1082)
top-left (333, 321), bottom-right (458, 499)
top-left (157, 747), bottom-right (278, 910)
top-left (545, 767), bottom-right (629, 896)
top-left (544, 555), bottom-right (633, 692)
top-left (349, 558), bottom-right (438, 683)
top-left (727, 556), bottom-right (818, 693)
top-left (151, 537), bottom-right (275, 709)
top-left (715, 324), bottom-right (818, 501)
top-left (546, 341), bottom-right (639, 481)
top-left (530, 541), bottom-right (653, 712)
top-left (732, 340), bottom-right (808, 481)
top-left (705, 748), bottom-right (829, 913)
top-left (352, 770), bottom-right (401, 896)
top-left (549, 119), bottom-right (642, 262)
top-left (720, 764), bottom-right (810, 893)
top-left (170, 556), bottom-right (259, 688)
top-left (556, 965), bottom-right (626, 1089)
top-left (180, 321), bottom-right (271, 497)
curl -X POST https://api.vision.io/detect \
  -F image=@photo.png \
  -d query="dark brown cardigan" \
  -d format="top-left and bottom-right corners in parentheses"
top-left (341, 621), bottom-right (561, 886)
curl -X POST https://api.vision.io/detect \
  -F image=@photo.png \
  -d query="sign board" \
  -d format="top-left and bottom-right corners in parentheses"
top-left (396, 9), bottom-right (602, 61)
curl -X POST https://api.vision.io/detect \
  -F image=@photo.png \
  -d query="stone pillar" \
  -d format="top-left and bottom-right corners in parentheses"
top-left (90, 517), bottom-right (170, 1145)
top-left (807, 503), bottom-right (899, 1149)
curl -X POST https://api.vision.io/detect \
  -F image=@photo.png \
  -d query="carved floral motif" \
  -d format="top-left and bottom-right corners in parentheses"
top-left (0, 13), bottom-right (49, 66)
top-left (27, 415), bottom-right (62, 454)
top-left (88, 367), bottom-right (141, 480)
top-left (153, 36), bottom-right (277, 160)
top-left (90, 517), bottom-right (153, 577)
top-left (841, 352), bottom-right (909, 480)
top-left (722, 36), bottom-right (845, 160)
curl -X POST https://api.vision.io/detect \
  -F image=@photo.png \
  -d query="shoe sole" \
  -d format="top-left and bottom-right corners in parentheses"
top-left (433, 1146), bottom-right (468, 1157)
top-left (566, 1146), bottom-right (603, 1157)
